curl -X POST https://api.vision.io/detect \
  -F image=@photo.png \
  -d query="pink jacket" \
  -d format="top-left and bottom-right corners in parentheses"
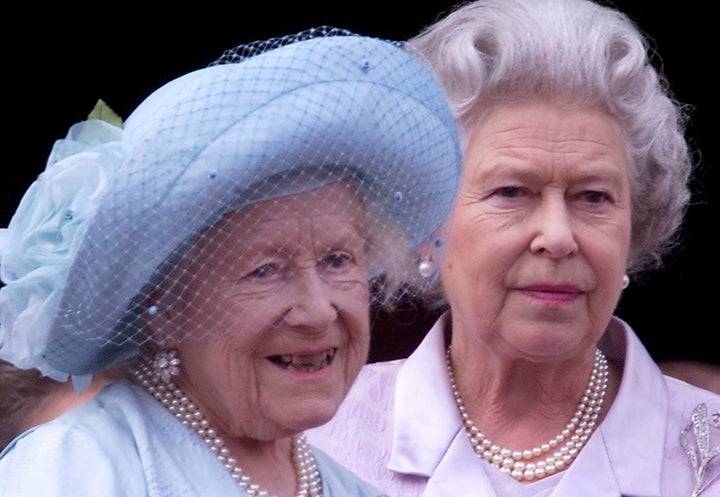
top-left (308, 314), bottom-right (720, 496)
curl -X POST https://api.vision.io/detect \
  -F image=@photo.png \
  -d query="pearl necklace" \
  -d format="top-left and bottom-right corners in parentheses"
top-left (446, 346), bottom-right (608, 482)
top-left (131, 359), bottom-right (323, 497)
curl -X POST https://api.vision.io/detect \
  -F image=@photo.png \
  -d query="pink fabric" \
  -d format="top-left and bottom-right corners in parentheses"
top-left (308, 314), bottom-right (720, 496)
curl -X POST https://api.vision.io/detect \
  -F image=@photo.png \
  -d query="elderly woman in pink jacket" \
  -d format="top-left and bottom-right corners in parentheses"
top-left (308, 1), bottom-right (720, 496)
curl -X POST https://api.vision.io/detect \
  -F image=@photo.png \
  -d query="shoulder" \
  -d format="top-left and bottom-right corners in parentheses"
top-left (0, 380), bottom-right (160, 496)
top-left (306, 360), bottom-right (403, 478)
top-left (663, 375), bottom-right (720, 436)
top-left (660, 360), bottom-right (720, 395)
top-left (350, 359), bottom-right (404, 398)
top-left (660, 376), bottom-right (720, 493)
top-left (0, 413), bottom-right (144, 496)
top-left (664, 374), bottom-right (720, 417)
top-left (2, 382), bottom-right (144, 456)
top-left (323, 359), bottom-right (403, 427)
top-left (312, 446), bottom-right (386, 497)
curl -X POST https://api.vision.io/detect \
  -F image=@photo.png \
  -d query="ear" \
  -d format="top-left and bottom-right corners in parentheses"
top-left (417, 239), bottom-right (434, 263)
top-left (418, 221), bottom-right (450, 262)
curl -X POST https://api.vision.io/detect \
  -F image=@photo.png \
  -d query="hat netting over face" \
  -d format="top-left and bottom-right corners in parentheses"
top-left (0, 27), bottom-right (461, 379)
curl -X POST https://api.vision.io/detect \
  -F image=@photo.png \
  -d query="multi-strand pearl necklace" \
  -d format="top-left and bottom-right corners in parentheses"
top-left (131, 356), bottom-right (323, 497)
top-left (446, 346), bottom-right (609, 482)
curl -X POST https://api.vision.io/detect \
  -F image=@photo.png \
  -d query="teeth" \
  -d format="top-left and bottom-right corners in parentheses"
top-left (272, 349), bottom-right (336, 372)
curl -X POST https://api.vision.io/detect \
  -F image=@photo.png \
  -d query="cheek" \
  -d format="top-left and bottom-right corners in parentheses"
top-left (177, 338), bottom-right (262, 431)
top-left (575, 223), bottom-right (629, 319)
top-left (442, 218), bottom-right (516, 292)
top-left (337, 285), bottom-right (371, 349)
top-left (176, 340), bottom-right (229, 399)
top-left (444, 202), bottom-right (521, 262)
top-left (590, 241), bottom-right (627, 289)
top-left (179, 331), bottom-right (254, 368)
top-left (579, 221), bottom-right (630, 277)
top-left (204, 286), bottom-right (288, 336)
top-left (442, 225), bottom-right (480, 302)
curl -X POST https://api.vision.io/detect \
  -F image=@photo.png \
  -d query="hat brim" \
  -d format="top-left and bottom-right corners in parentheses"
top-left (45, 35), bottom-right (460, 374)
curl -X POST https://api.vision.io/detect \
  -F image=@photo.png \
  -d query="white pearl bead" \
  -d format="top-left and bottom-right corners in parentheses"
top-left (418, 259), bottom-right (434, 277)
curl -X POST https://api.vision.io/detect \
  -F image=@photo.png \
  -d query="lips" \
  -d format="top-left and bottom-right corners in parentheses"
top-left (522, 284), bottom-right (581, 293)
top-left (520, 284), bottom-right (582, 304)
top-left (268, 348), bottom-right (337, 372)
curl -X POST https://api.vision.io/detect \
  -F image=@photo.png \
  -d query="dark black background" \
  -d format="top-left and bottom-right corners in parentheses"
top-left (2, 2), bottom-right (716, 364)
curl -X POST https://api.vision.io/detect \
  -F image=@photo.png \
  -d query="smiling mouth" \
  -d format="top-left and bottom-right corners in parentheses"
top-left (268, 348), bottom-right (337, 372)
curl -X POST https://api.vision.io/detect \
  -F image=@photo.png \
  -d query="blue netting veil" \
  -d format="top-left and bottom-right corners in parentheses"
top-left (0, 27), bottom-right (461, 379)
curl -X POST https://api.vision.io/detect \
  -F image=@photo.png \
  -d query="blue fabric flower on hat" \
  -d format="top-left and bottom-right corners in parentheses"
top-left (0, 116), bottom-right (128, 380)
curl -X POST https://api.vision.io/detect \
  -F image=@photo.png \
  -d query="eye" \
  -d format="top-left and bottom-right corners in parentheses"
top-left (247, 263), bottom-right (280, 279)
top-left (495, 186), bottom-right (526, 198)
top-left (321, 252), bottom-right (353, 270)
top-left (580, 190), bottom-right (610, 203)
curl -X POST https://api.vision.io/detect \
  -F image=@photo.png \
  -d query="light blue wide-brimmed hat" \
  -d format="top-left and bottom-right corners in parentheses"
top-left (0, 27), bottom-right (461, 378)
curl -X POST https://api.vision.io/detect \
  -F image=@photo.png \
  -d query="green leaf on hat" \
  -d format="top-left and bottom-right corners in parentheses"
top-left (87, 99), bottom-right (123, 127)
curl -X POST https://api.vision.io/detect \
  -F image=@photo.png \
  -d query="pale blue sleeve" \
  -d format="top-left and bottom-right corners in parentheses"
top-left (0, 422), bottom-right (146, 497)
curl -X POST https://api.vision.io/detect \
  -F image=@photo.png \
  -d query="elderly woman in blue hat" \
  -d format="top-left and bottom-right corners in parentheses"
top-left (0, 27), bottom-right (460, 496)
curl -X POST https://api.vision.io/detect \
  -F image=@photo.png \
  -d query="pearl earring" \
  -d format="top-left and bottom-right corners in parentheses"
top-left (622, 274), bottom-right (630, 289)
top-left (418, 257), bottom-right (434, 278)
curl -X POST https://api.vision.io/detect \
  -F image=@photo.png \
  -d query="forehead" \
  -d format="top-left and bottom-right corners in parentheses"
top-left (464, 99), bottom-right (629, 178)
top-left (196, 181), bottom-right (366, 250)
top-left (468, 100), bottom-right (626, 154)
top-left (241, 180), bottom-right (364, 221)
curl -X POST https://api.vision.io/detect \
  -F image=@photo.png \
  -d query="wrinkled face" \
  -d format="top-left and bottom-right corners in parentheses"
top-left (151, 182), bottom-right (370, 440)
top-left (442, 99), bottom-right (632, 361)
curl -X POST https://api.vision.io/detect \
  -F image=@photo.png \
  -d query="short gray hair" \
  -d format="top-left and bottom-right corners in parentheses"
top-left (411, 0), bottom-right (694, 275)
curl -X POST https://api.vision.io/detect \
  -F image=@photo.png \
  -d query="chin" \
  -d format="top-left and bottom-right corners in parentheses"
top-left (297, 399), bottom-right (345, 430)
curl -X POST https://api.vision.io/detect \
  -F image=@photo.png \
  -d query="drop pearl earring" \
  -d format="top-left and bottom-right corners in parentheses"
top-left (418, 258), bottom-right (434, 278)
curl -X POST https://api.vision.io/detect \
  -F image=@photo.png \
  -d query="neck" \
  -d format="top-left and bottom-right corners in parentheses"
top-left (447, 345), bottom-right (610, 481)
top-left (130, 355), bottom-right (323, 496)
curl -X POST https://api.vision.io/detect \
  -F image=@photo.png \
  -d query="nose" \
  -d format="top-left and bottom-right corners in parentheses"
top-left (283, 267), bottom-right (338, 330)
top-left (529, 197), bottom-right (578, 258)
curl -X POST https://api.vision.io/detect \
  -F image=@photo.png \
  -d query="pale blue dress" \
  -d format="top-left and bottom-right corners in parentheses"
top-left (0, 379), bottom-right (384, 497)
